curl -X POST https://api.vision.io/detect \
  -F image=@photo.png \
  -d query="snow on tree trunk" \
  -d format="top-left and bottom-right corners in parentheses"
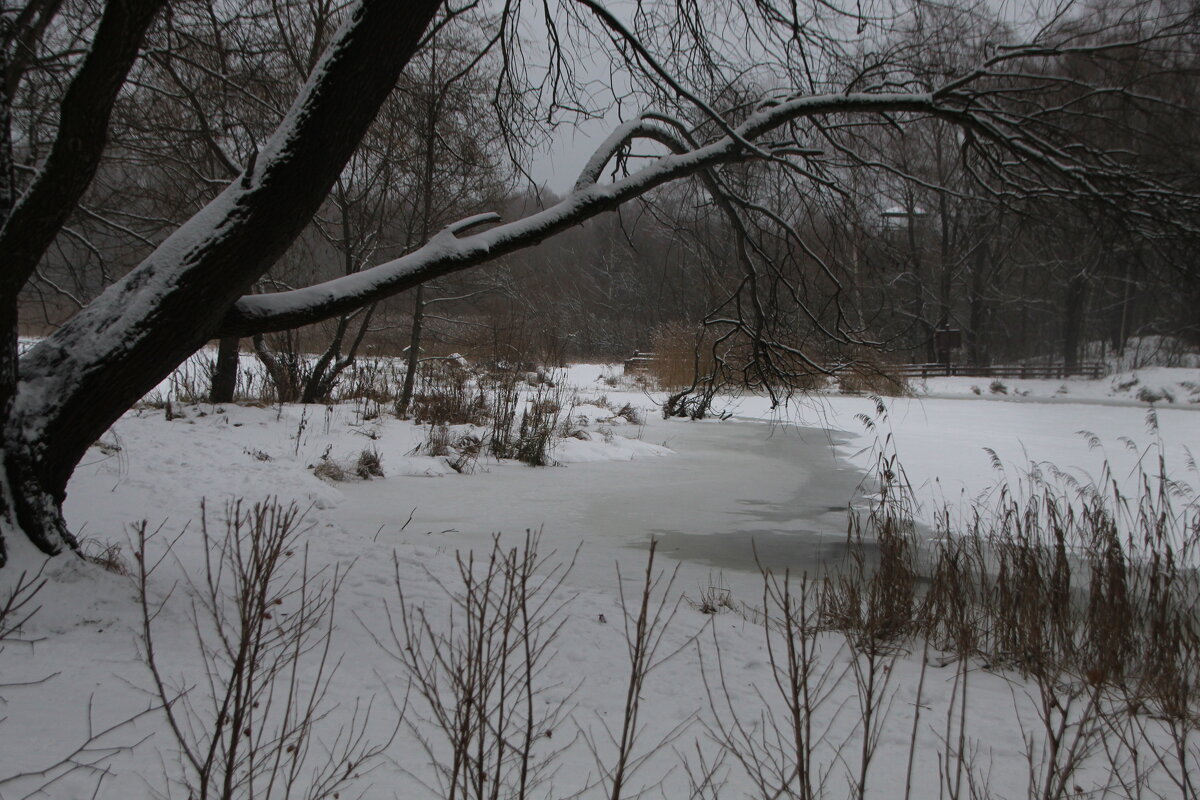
top-left (0, 0), bottom-right (441, 560)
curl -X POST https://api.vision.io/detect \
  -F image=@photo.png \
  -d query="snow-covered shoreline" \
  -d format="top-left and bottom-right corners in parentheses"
top-left (1, 363), bottom-right (1196, 798)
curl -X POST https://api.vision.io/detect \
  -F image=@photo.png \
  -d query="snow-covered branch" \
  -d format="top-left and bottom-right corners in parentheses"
top-left (9, 0), bottom-right (445, 540)
top-left (572, 117), bottom-right (693, 190)
top-left (222, 91), bottom-right (942, 335)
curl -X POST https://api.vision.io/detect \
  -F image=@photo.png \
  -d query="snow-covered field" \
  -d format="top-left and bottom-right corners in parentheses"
top-left (1, 361), bottom-right (1197, 798)
top-left (738, 382), bottom-right (1200, 527)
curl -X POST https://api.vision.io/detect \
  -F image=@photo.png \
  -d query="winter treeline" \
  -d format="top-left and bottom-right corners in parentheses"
top-left (13, 1), bottom-right (1198, 376)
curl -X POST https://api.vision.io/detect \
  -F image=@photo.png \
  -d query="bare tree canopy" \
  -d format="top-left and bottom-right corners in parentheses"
top-left (1, 0), bottom-right (1197, 565)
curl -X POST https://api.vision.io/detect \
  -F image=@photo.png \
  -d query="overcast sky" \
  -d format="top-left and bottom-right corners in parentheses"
top-left (527, 116), bottom-right (614, 195)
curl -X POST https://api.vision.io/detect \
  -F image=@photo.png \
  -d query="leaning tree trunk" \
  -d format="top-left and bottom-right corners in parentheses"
top-left (0, 0), bottom-right (176, 561)
top-left (0, 0), bottom-right (442, 565)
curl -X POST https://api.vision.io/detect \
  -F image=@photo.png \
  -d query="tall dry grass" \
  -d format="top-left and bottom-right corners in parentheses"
top-left (647, 321), bottom-right (714, 390)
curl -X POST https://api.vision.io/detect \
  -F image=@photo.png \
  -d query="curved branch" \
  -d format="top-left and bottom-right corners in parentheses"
top-left (222, 91), bottom-right (941, 336)
top-left (572, 114), bottom-right (701, 190)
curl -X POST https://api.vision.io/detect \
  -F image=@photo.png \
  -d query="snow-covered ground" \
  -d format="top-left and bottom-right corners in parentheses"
top-left (910, 366), bottom-right (1200, 406)
top-left (1, 362), bottom-right (1197, 798)
top-left (725, 386), bottom-right (1199, 528)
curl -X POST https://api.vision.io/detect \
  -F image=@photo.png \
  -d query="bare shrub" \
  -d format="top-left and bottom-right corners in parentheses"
top-left (1136, 385), bottom-right (1174, 404)
top-left (341, 355), bottom-right (403, 405)
top-left (405, 360), bottom-right (487, 426)
top-left (513, 388), bottom-right (564, 466)
top-left (648, 321), bottom-right (714, 391)
top-left (704, 570), bottom-right (845, 800)
top-left (311, 447), bottom-right (385, 482)
top-left (419, 424), bottom-right (483, 473)
top-left (662, 381), bottom-right (730, 421)
top-left (421, 423), bottom-right (454, 458)
top-left (687, 583), bottom-right (736, 616)
top-left (583, 540), bottom-right (694, 800)
top-left (489, 383), bottom-right (571, 466)
top-left (168, 355), bottom-right (215, 404)
top-left (445, 432), bottom-right (484, 474)
top-left (485, 370), bottom-right (522, 460)
top-left (135, 499), bottom-right (391, 800)
top-left (614, 402), bottom-right (644, 426)
top-left (378, 532), bottom-right (577, 799)
top-left (833, 360), bottom-right (909, 396)
top-left (312, 455), bottom-right (348, 482)
top-left (354, 446), bottom-right (385, 479)
top-left (78, 537), bottom-right (131, 575)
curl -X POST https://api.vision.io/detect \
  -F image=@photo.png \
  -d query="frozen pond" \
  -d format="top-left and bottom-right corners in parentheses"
top-left (632, 421), bottom-right (867, 572)
top-left (331, 416), bottom-right (867, 579)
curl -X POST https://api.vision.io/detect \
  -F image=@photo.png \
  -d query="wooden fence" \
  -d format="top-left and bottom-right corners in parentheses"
top-left (889, 362), bottom-right (1106, 380)
top-left (624, 353), bottom-right (1106, 381)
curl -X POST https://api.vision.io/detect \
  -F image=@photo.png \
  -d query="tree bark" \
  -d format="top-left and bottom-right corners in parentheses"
top-left (209, 336), bottom-right (241, 403)
top-left (397, 285), bottom-right (424, 418)
top-left (3, 0), bottom-right (442, 558)
top-left (1062, 273), bottom-right (1089, 372)
top-left (966, 238), bottom-right (991, 367)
